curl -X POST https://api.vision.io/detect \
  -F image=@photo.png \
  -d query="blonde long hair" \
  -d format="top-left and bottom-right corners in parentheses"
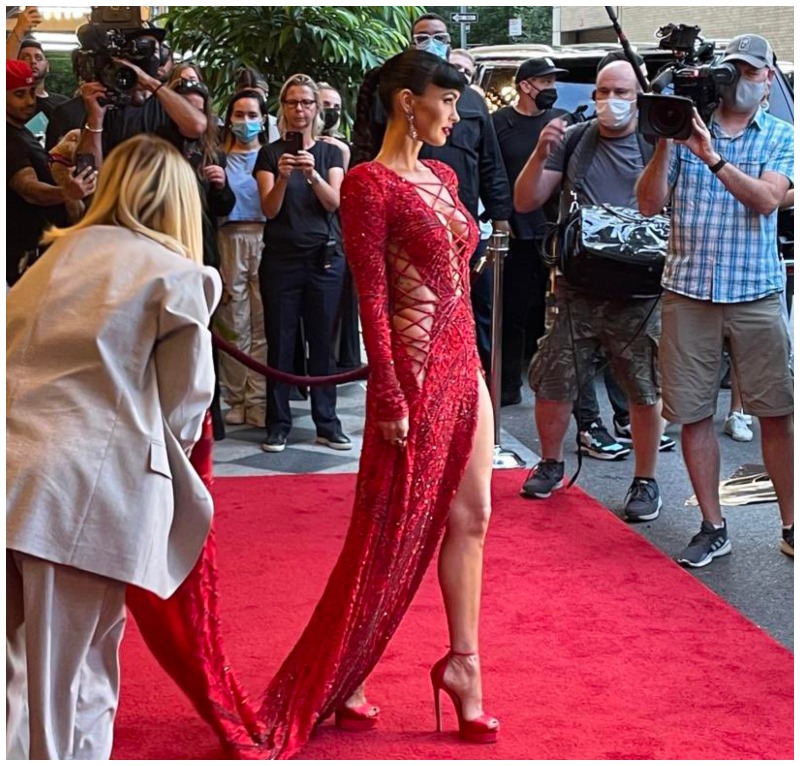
top-left (43, 135), bottom-right (203, 264)
top-left (277, 73), bottom-right (324, 138)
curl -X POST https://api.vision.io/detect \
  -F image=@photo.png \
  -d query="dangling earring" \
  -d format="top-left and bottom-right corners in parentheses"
top-left (406, 111), bottom-right (418, 140)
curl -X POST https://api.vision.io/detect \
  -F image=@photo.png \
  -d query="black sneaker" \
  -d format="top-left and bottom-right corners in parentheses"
top-left (261, 433), bottom-right (287, 453)
top-left (613, 416), bottom-right (676, 452)
top-left (315, 431), bottom-right (353, 451)
top-left (579, 421), bottom-right (630, 461)
top-left (677, 520), bottom-right (732, 568)
top-left (781, 525), bottom-right (794, 558)
top-left (520, 459), bottom-right (565, 499)
top-left (623, 478), bottom-right (662, 522)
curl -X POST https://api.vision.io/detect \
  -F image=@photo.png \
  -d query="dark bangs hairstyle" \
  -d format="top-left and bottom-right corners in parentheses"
top-left (352, 49), bottom-right (464, 165)
top-left (377, 49), bottom-right (464, 114)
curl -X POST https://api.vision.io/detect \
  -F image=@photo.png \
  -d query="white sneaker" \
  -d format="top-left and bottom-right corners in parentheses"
top-left (723, 411), bottom-right (753, 442)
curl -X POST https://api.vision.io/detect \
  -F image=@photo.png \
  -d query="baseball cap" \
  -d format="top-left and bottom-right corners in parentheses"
top-left (7, 60), bottom-right (36, 91)
top-left (125, 24), bottom-right (167, 43)
top-left (597, 49), bottom-right (645, 73)
top-left (722, 34), bottom-right (775, 70)
top-left (515, 57), bottom-right (568, 83)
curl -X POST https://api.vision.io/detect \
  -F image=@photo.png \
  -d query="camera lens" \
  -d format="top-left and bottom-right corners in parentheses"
top-left (103, 62), bottom-right (138, 92)
top-left (649, 101), bottom-right (689, 136)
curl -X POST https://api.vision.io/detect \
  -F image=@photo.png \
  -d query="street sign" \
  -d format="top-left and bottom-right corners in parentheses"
top-left (508, 18), bottom-right (522, 36)
top-left (452, 12), bottom-right (478, 23)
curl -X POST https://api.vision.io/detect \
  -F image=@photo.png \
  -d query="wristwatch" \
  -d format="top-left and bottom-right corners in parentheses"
top-left (306, 171), bottom-right (321, 186)
top-left (708, 156), bottom-right (727, 174)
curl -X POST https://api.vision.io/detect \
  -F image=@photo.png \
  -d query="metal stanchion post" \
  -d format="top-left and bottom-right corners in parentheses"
top-left (487, 230), bottom-right (524, 469)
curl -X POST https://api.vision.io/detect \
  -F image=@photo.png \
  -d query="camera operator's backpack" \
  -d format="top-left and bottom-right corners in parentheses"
top-left (557, 121), bottom-right (669, 300)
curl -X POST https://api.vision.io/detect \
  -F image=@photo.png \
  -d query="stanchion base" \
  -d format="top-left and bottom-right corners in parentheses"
top-left (492, 445), bottom-right (525, 470)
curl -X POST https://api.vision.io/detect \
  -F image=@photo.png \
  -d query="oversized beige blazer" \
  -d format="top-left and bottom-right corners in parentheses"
top-left (6, 225), bottom-right (222, 598)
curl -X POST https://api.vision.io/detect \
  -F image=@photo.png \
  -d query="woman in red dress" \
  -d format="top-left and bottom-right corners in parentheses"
top-left (250, 49), bottom-right (499, 759)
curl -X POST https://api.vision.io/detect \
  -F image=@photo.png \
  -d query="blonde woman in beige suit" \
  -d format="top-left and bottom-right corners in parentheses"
top-left (6, 134), bottom-right (221, 760)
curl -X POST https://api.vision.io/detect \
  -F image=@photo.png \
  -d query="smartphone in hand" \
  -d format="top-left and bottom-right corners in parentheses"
top-left (284, 131), bottom-right (303, 156)
top-left (73, 153), bottom-right (96, 177)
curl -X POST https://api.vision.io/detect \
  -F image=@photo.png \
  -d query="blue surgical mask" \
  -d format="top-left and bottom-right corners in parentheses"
top-left (416, 37), bottom-right (450, 61)
top-left (230, 119), bottom-right (263, 143)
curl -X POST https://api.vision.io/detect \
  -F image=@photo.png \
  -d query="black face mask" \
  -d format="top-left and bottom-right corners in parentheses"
top-left (322, 107), bottom-right (340, 133)
top-left (533, 87), bottom-right (558, 111)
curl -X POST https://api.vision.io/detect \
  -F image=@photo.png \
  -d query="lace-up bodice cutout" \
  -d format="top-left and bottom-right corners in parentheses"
top-left (386, 169), bottom-right (473, 385)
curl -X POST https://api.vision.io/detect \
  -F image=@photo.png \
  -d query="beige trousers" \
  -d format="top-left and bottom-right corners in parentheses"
top-left (6, 550), bottom-right (127, 760)
top-left (217, 223), bottom-right (268, 419)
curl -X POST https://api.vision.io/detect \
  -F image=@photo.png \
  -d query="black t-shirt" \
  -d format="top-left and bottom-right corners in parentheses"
top-left (103, 97), bottom-right (170, 156)
top-left (37, 92), bottom-right (69, 120)
top-left (45, 96), bottom-right (86, 150)
top-left (45, 94), bottom-right (171, 153)
top-left (7, 123), bottom-right (68, 280)
top-left (492, 105), bottom-right (567, 240)
top-left (253, 140), bottom-right (344, 255)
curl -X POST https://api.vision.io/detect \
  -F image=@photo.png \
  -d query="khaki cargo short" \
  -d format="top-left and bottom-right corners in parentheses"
top-left (660, 291), bottom-right (793, 423)
top-left (528, 280), bottom-right (661, 406)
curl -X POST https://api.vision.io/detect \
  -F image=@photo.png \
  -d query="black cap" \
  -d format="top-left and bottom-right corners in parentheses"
top-left (597, 49), bottom-right (645, 73)
top-left (18, 37), bottom-right (43, 52)
top-left (515, 57), bottom-right (568, 83)
top-left (125, 24), bottom-right (167, 43)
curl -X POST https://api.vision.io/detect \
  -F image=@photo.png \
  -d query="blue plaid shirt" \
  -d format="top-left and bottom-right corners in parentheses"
top-left (664, 108), bottom-right (793, 303)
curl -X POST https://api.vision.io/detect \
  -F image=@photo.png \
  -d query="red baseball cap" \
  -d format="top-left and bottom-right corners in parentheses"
top-left (7, 60), bottom-right (36, 91)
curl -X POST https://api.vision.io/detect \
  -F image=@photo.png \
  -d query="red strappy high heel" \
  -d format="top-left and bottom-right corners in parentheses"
top-left (430, 651), bottom-right (499, 744)
top-left (334, 702), bottom-right (381, 732)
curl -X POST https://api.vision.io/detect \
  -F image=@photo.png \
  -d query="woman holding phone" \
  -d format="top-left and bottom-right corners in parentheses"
top-left (254, 73), bottom-right (350, 454)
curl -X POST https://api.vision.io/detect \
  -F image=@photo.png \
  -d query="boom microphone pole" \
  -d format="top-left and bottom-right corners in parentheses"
top-left (604, 6), bottom-right (651, 93)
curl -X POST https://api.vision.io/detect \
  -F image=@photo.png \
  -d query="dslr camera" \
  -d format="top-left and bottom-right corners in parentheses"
top-left (637, 24), bottom-right (738, 140)
top-left (73, 6), bottom-right (162, 108)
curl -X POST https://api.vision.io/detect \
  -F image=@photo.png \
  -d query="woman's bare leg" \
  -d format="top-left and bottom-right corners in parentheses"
top-left (437, 374), bottom-right (494, 722)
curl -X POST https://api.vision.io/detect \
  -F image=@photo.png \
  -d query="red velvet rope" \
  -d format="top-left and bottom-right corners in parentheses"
top-left (212, 332), bottom-right (370, 386)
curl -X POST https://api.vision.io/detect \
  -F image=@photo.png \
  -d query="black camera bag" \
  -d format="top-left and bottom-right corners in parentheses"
top-left (557, 121), bottom-right (667, 299)
top-left (560, 204), bottom-right (669, 299)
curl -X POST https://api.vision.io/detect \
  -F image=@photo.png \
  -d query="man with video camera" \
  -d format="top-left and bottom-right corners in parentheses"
top-left (638, 34), bottom-right (794, 566)
top-left (514, 60), bottom-right (666, 522)
top-left (73, 10), bottom-right (206, 166)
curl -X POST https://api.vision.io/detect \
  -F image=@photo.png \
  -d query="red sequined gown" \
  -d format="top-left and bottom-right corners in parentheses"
top-left (248, 160), bottom-right (482, 759)
top-left (125, 413), bottom-right (261, 754)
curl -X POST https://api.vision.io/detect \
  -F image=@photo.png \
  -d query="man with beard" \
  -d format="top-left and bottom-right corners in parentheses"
top-left (6, 61), bottom-right (95, 286)
top-left (6, 9), bottom-right (69, 140)
top-left (638, 34), bottom-right (794, 565)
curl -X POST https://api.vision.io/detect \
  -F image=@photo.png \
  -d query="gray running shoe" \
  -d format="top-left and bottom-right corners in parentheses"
top-left (677, 520), bottom-right (732, 568)
top-left (520, 459), bottom-right (565, 499)
top-left (623, 478), bottom-right (662, 522)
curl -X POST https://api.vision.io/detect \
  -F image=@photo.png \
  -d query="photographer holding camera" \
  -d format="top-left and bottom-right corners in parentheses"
top-left (638, 34), bottom-right (794, 566)
top-left (514, 60), bottom-right (666, 521)
top-left (73, 15), bottom-right (206, 167)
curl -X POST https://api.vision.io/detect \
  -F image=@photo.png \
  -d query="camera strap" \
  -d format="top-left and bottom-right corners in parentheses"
top-left (564, 119), bottom-right (655, 200)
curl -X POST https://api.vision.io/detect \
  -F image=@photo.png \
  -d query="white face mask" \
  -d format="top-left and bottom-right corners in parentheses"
top-left (596, 98), bottom-right (636, 130)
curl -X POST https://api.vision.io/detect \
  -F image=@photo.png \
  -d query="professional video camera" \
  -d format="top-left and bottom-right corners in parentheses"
top-left (73, 6), bottom-right (162, 108)
top-left (637, 23), bottom-right (738, 140)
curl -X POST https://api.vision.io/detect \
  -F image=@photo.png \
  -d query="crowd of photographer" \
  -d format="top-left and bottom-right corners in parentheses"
top-left (5, 10), bottom-right (793, 568)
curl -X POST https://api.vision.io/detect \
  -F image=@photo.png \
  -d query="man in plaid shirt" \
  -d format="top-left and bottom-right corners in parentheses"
top-left (638, 33), bottom-right (794, 567)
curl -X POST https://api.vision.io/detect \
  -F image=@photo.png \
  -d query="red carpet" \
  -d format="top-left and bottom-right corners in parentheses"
top-left (112, 471), bottom-right (793, 760)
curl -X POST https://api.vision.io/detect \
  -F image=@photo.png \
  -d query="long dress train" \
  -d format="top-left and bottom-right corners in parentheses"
top-left (249, 160), bottom-right (482, 759)
top-left (125, 413), bottom-right (262, 753)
